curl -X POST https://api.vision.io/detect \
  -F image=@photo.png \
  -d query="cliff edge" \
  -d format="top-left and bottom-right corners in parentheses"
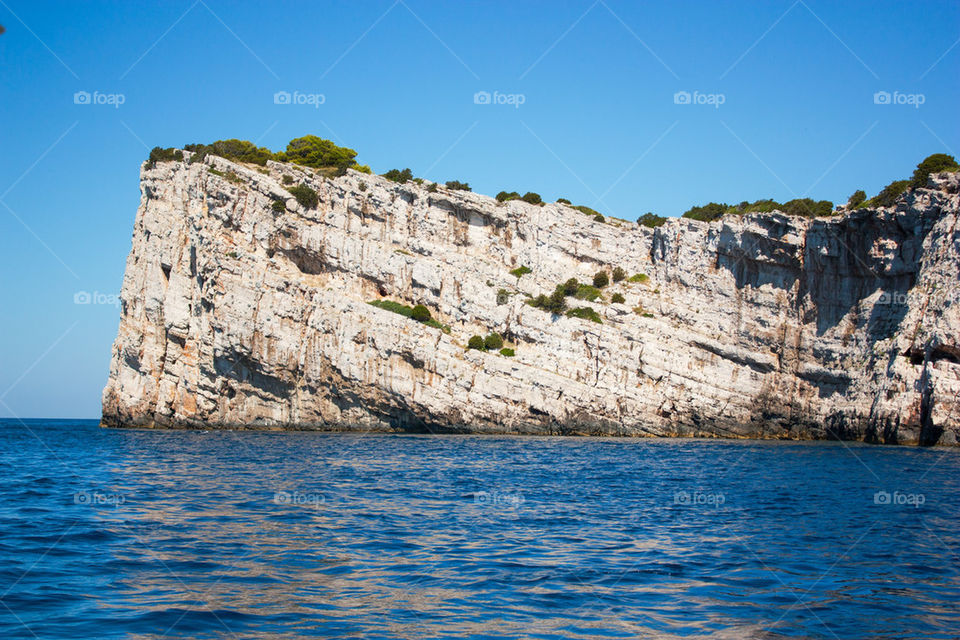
top-left (102, 152), bottom-right (960, 444)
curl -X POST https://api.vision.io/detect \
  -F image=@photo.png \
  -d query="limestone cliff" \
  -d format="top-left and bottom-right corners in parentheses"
top-left (101, 152), bottom-right (960, 445)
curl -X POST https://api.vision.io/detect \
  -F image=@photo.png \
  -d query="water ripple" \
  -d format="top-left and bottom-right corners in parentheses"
top-left (0, 420), bottom-right (958, 639)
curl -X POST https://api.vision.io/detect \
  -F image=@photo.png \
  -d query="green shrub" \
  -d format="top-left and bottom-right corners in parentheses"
top-left (146, 147), bottom-right (183, 168)
top-left (847, 190), bottom-right (866, 208)
top-left (562, 278), bottom-right (580, 296)
top-left (368, 300), bottom-right (449, 332)
top-left (867, 180), bottom-right (911, 208)
top-left (427, 183), bottom-right (438, 193)
top-left (446, 180), bottom-right (471, 191)
top-left (354, 164), bottom-right (373, 174)
top-left (528, 288), bottom-right (567, 314)
top-left (638, 212), bottom-right (667, 228)
top-left (484, 332), bottom-right (504, 350)
top-left (574, 284), bottom-right (602, 301)
top-left (593, 271), bottom-right (609, 288)
top-left (521, 192), bottom-right (542, 205)
top-left (572, 205), bottom-right (601, 217)
top-left (184, 136), bottom-right (367, 173)
top-left (411, 304), bottom-right (432, 323)
top-left (208, 168), bottom-right (242, 183)
top-left (467, 335), bottom-right (486, 350)
top-left (284, 135), bottom-right (358, 171)
top-left (612, 267), bottom-right (626, 283)
top-left (611, 293), bottom-right (625, 304)
top-left (682, 202), bottom-right (728, 222)
top-left (287, 184), bottom-right (319, 209)
top-left (628, 273), bottom-right (649, 283)
top-left (413, 177), bottom-right (424, 184)
top-left (912, 153), bottom-right (959, 187)
top-left (567, 306), bottom-right (602, 323)
top-left (496, 191), bottom-right (521, 202)
top-left (369, 299), bottom-right (413, 317)
top-left (510, 265), bottom-right (532, 278)
top-left (547, 289), bottom-right (567, 313)
top-left (780, 198), bottom-right (834, 218)
top-left (185, 139), bottom-right (274, 166)
top-left (358, 181), bottom-right (367, 192)
top-left (271, 199), bottom-right (286, 212)
top-left (593, 213), bottom-right (605, 223)
top-left (557, 198), bottom-right (571, 204)
top-left (226, 251), bottom-right (238, 258)
top-left (499, 347), bottom-right (515, 357)
top-left (282, 174), bottom-right (294, 185)
top-left (383, 168), bottom-right (413, 184)
top-left (682, 198), bottom-right (835, 220)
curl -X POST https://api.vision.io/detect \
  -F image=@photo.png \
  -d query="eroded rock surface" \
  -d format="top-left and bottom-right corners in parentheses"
top-left (102, 155), bottom-right (960, 444)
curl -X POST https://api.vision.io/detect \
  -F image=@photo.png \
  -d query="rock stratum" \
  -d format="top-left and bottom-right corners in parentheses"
top-left (102, 153), bottom-right (960, 445)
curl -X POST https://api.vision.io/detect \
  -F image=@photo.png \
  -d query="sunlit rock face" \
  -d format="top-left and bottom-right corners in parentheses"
top-left (101, 155), bottom-right (960, 445)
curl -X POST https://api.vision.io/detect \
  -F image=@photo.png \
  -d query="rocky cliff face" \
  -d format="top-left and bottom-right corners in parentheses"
top-left (101, 153), bottom-right (960, 445)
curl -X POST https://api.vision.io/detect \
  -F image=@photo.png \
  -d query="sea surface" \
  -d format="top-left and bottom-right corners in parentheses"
top-left (0, 419), bottom-right (958, 639)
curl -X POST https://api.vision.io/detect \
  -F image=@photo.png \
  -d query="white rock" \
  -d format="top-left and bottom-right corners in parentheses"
top-left (101, 158), bottom-right (960, 445)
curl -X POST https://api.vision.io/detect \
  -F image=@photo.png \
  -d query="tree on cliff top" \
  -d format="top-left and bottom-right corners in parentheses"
top-left (911, 153), bottom-right (959, 188)
top-left (281, 135), bottom-right (358, 171)
top-left (185, 139), bottom-right (274, 166)
top-left (847, 190), bottom-right (866, 208)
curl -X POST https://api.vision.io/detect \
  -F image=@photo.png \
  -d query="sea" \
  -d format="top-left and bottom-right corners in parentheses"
top-left (1, 419), bottom-right (958, 639)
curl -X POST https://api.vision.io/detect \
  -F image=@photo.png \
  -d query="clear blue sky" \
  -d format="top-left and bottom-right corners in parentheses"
top-left (1, 0), bottom-right (958, 418)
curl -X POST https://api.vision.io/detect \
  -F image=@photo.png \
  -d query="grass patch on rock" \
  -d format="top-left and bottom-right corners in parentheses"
top-left (367, 300), bottom-right (450, 333)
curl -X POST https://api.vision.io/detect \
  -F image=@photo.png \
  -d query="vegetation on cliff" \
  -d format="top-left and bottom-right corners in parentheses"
top-left (638, 212), bottom-right (667, 228)
top-left (368, 300), bottom-right (450, 333)
top-left (149, 140), bottom-right (957, 231)
top-left (681, 154), bottom-right (957, 221)
top-left (286, 184), bottom-right (318, 209)
top-left (466, 332), bottom-right (508, 352)
top-left (683, 198), bottom-right (834, 221)
top-left (159, 136), bottom-right (371, 176)
top-left (527, 275), bottom-right (611, 318)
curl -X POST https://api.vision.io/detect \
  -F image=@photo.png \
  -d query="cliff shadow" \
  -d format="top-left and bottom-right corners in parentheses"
top-left (803, 215), bottom-right (927, 338)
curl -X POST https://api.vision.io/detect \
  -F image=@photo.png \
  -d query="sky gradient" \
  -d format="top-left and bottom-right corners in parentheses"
top-left (1, 0), bottom-right (958, 417)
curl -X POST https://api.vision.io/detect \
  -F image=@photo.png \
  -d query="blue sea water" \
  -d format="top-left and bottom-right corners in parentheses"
top-left (0, 419), bottom-right (958, 639)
